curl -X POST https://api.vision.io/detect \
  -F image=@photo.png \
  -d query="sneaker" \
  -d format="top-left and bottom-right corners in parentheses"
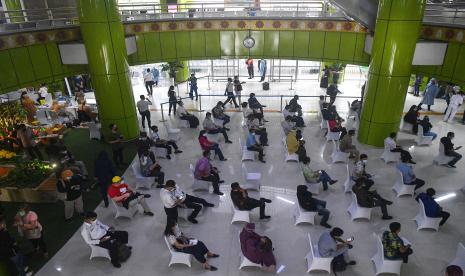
top-left (262, 198), bottom-right (272, 203)
top-left (214, 191), bottom-right (224, 196)
top-left (382, 215), bottom-right (393, 220)
top-left (220, 158), bottom-right (228, 161)
top-left (188, 217), bottom-right (198, 224)
top-left (447, 164), bottom-right (456, 168)
top-left (260, 215), bottom-right (271, 220)
top-left (144, 211), bottom-right (154, 216)
top-left (174, 150), bottom-right (183, 154)
top-left (224, 127), bottom-right (230, 131)
top-left (408, 160), bottom-right (416, 164)
top-left (208, 265), bottom-right (218, 271)
top-left (320, 222), bottom-right (332, 229)
top-left (112, 262), bottom-right (122, 268)
top-left (260, 160), bottom-right (266, 163)
top-left (166, 155), bottom-right (171, 160)
top-left (143, 194), bottom-right (151, 198)
top-left (329, 180), bottom-right (338, 185)
top-left (156, 184), bottom-right (164, 188)
top-left (263, 119), bottom-right (269, 122)
top-left (219, 180), bottom-right (225, 183)
top-left (205, 203), bottom-right (215, 207)
top-left (225, 140), bottom-right (233, 144)
top-left (385, 200), bottom-right (393, 205)
top-left (209, 254), bottom-right (220, 258)
top-left (347, 261), bottom-right (356, 266)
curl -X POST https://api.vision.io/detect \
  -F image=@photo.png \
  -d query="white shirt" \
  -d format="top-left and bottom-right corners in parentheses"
top-left (283, 108), bottom-right (294, 118)
top-left (38, 86), bottom-right (48, 98)
top-left (449, 94), bottom-right (463, 107)
top-left (150, 131), bottom-right (161, 141)
top-left (160, 188), bottom-right (177, 208)
top-left (144, 72), bottom-right (154, 82)
top-left (177, 105), bottom-right (187, 116)
top-left (136, 99), bottom-right (151, 112)
top-left (167, 224), bottom-right (182, 245)
top-left (353, 160), bottom-right (366, 177)
top-left (384, 137), bottom-right (397, 151)
top-left (226, 82), bottom-right (234, 93)
top-left (82, 220), bottom-right (109, 245)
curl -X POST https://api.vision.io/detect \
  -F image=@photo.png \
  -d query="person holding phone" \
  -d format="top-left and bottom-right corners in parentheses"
top-left (300, 157), bottom-right (337, 191)
top-left (382, 222), bottom-right (413, 263)
top-left (297, 185), bottom-right (332, 228)
top-left (440, 132), bottom-right (462, 168)
top-left (317, 227), bottom-right (356, 265)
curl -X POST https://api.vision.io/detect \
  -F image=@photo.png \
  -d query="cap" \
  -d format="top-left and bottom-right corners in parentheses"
top-left (61, 169), bottom-right (73, 179)
top-left (112, 176), bottom-right (122, 183)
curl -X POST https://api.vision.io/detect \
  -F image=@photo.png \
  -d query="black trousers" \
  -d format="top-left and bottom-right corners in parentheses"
top-left (99, 231), bottom-right (129, 264)
top-left (200, 173), bottom-right (220, 193)
top-left (433, 211), bottom-right (450, 226)
top-left (145, 81), bottom-right (154, 95)
top-left (179, 241), bottom-right (209, 263)
top-left (391, 148), bottom-right (412, 161)
top-left (180, 115), bottom-right (199, 128)
top-left (238, 198), bottom-right (266, 218)
top-left (223, 94), bottom-right (239, 107)
top-left (255, 129), bottom-right (268, 145)
top-left (247, 66), bottom-right (254, 78)
top-left (155, 141), bottom-right (178, 154)
top-left (139, 110), bottom-right (151, 128)
top-left (207, 128), bottom-right (229, 141)
top-left (405, 178), bottom-right (425, 190)
top-left (30, 232), bottom-right (47, 253)
top-left (247, 145), bottom-right (264, 161)
top-left (182, 194), bottom-right (208, 219)
top-left (164, 206), bottom-right (178, 223)
top-left (98, 180), bottom-right (110, 207)
top-left (168, 102), bottom-right (176, 115)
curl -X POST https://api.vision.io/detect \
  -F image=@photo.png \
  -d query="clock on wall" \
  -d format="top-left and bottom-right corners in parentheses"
top-left (243, 36), bottom-right (255, 49)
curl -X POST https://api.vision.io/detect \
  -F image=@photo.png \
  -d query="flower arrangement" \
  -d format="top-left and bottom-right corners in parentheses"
top-left (0, 150), bottom-right (16, 160)
top-left (0, 160), bottom-right (53, 189)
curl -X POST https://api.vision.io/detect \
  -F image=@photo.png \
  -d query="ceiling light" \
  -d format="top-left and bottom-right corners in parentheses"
top-left (276, 196), bottom-right (294, 204)
top-left (435, 193), bottom-right (456, 202)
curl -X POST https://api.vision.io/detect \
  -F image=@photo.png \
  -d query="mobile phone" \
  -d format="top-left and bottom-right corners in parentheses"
top-left (346, 237), bottom-right (354, 242)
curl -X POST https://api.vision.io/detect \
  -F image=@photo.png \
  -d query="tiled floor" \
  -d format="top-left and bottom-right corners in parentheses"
top-left (36, 79), bottom-right (465, 276)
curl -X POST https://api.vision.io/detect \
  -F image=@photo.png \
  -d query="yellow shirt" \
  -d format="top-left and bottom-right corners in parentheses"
top-left (286, 132), bottom-right (298, 154)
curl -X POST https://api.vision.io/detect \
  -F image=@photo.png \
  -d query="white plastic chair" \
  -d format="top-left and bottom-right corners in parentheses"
top-left (189, 164), bottom-right (210, 191)
top-left (283, 137), bottom-right (299, 162)
top-left (231, 204), bottom-right (250, 224)
top-left (344, 164), bottom-right (354, 193)
top-left (81, 227), bottom-right (111, 261)
top-left (164, 236), bottom-right (192, 267)
top-left (380, 146), bottom-right (401, 164)
top-left (413, 200), bottom-right (442, 231)
top-left (241, 163), bottom-right (261, 191)
top-left (111, 199), bottom-right (138, 219)
top-left (88, 122), bottom-right (101, 140)
top-left (294, 204), bottom-right (317, 225)
top-left (151, 146), bottom-right (168, 159)
top-left (206, 132), bottom-right (220, 143)
top-left (400, 121), bottom-right (413, 133)
top-left (305, 233), bottom-right (333, 273)
top-left (165, 124), bottom-right (181, 141)
top-left (330, 140), bottom-right (348, 164)
top-left (392, 170), bottom-right (416, 197)
top-left (433, 143), bottom-right (455, 166)
top-left (347, 192), bottom-right (372, 221)
top-left (371, 235), bottom-right (403, 275)
top-left (239, 137), bottom-right (255, 162)
top-left (176, 113), bottom-right (190, 128)
top-left (449, 243), bottom-right (465, 273)
top-left (131, 161), bottom-right (155, 190)
top-left (416, 125), bottom-right (433, 146)
top-left (326, 121), bottom-right (341, 141)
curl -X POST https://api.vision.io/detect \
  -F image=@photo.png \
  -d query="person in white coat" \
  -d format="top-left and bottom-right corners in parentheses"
top-left (444, 87), bottom-right (463, 123)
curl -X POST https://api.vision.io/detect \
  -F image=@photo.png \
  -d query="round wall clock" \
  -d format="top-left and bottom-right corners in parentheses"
top-left (243, 36), bottom-right (255, 49)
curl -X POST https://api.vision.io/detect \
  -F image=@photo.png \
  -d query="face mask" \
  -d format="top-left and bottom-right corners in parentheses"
top-left (18, 211), bottom-right (26, 217)
top-left (362, 160), bottom-right (367, 164)
top-left (91, 220), bottom-right (97, 225)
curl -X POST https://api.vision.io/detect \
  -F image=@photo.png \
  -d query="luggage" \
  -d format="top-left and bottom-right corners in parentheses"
top-left (331, 254), bottom-right (347, 275)
top-left (117, 243), bottom-right (132, 263)
top-left (262, 82), bottom-right (269, 90)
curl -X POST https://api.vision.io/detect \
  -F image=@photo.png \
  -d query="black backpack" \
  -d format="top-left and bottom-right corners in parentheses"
top-left (331, 254), bottom-right (347, 275)
top-left (116, 243), bottom-right (132, 263)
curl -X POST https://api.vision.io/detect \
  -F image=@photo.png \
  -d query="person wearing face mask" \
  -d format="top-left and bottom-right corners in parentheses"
top-left (419, 115), bottom-right (437, 140)
top-left (136, 131), bottom-right (156, 162)
top-left (317, 227), bottom-right (356, 267)
top-left (194, 151), bottom-right (224, 195)
top-left (82, 211), bottom-right (130, 268)
top-left (108, 124), bottom-right (125, 167)
top-left (352, 178), bottom-right (393, 220)
top-left (440, 132), bottom-right (462, 168)
top-left (56, 169), bottom-right (84, 222)
top-left (384, 132), bottom-right (415, 164)
top-left (149, 125), bottom-right (182, 160)
top-left (13, 205), bottom-right (48, 258)
top-left (139, 151), bottom-right (165, 188)
top-left (396, 155), bottom-right (425, 191)
top-left (416, 188), bottom-right (450, 227)
top-left (107, 176), bottom-right (154, 216)
top-left (0, 216), bottom-right (33, 276)
top-left (198, 130), bottom-right (227, 161)
top-left (352, 154), bottom-right (374, 190)
top-left (444, 88), bottom-right (463, 123)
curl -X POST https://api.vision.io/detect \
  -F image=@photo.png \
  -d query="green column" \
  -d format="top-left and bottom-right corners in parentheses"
top-left (4, 0), bottom-right (24, 22)
top-left (176, 61), bottom-right (189, 83)
top-left (159, 0), bottom-right (168, 13)
top-left (77, 0), bottom-right (139, 140)
top-left (358, 0), bottom-right (426, 146)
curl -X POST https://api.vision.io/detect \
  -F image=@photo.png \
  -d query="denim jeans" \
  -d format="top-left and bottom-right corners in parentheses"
top-left (318, 170), bottom-right (332, 190)
top-left (423, 131), bottom-right (437, 140)
top-left (10, 254), bottom-right (27, 276)
top-left (315, 199), bottom-right (330, 225)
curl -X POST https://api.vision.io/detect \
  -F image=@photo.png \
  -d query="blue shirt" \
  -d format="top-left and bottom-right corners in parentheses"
top-left (416, 193), bottom-right (441, 217)
top-left (317, 231), bottom-right (337, 257)
top-left (396, 162), bottom-right (415, 184)
top-left (246, 133), bottom-right (256, 147)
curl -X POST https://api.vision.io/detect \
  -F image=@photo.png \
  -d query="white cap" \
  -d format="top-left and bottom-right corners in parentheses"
top-left (453, 86), bottom-right (461, 92)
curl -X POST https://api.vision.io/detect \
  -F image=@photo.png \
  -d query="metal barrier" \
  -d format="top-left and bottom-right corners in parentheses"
top-left (268, 75), bottom-right (294, 90)
top-left (159, 96), bottom-right (192, 122)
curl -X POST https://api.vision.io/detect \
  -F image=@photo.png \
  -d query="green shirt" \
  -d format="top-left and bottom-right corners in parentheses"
top-left (382, 231), bottom-right (403, 259)
top-left (300, 163), bottom-right (319, 183)
top-left (189, 76), bottom-right (197, 85)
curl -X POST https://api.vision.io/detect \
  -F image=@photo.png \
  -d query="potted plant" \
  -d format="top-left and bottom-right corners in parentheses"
top-left (161, 61), bottom-right (184, 85)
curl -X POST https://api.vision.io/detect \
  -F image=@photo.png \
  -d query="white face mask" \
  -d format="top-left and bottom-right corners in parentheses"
top-left (18, 211), bottom-right (26, 217)
top-left (362, 160), bottom-right (367, 164)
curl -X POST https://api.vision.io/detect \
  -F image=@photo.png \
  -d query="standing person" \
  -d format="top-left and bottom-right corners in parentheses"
top-left (413, 75), bottom-right (421, 96)
top-left (136, 95), bottom-right (152, 128)
top-left (152, 67), bottom-right (160, 86)
top-left (144, 68), bottom-right (155, 96)
top-left (82, 211), bottom-right (130, 268)
top-left (382, 222), bottom-right (413, 263)
top-left (297, 185), bottom-right (332, 228)
top-left (167, 85), bottom-right (177, 116)
top-left (444, 88), bottom-right (463, 122)
top-left (233, 76), bottom-right (245, 104)
top-left (189, 73), bottom-right (198, 101)
top-left (13, 205), bottom-right (48, 258)
top-left (16, 124), bottom-right (43, 160)
top-left (56, 170), bottom-right (84, 222)
top-left (246, 58), bottom-right (254, 79)
top-left (94, 151), bottom-right (115, 208)
top-left (440, 132), bottom-right (462, 168)
top-left (194, 150), bottom-right (224, 195)
top-left (326, 84), bottom-right (339, 105)
top-left (223, 78), bottom-right (239, 108)
top-left (108, 124), bottom-right (125, 167)
top-left (418, 78), bottom-right (439, 111)
top-left (258, 59), bottom-right (267, 82)
top-left (320, 65), bottom-right (330, 89)
top-left (416, 188), bottom-right (450, 226)
top-left (332, 67), bottom-right (340, 85)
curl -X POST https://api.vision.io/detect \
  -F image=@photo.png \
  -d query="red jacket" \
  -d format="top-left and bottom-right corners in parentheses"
top-left (199, 136), bottom-right (214, 150)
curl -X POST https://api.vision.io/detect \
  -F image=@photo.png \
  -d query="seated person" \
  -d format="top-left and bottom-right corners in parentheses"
top-left (242, 102), bottom-right (264, 124)
top-left (297, 185), bottom-right (331, 228)
top-left (352, 154), bottom-right (374, 189)
top-left (296, 140), bottom-right (308, 162)
top-left (286, 131), bottom-right (298, 155)
top-left (177, 101), bottom-right (199, 128)
top-left (248, 93), bottom-right (268, 122)
top-left (396, 155), bottom-right (425, 191)
top-left (318, 227), bottom-right (356, 265)
top-left (162, 180), bottom-right (214, 224)
top-left (194, 151), bottom-right (224, 195)
top-left (419, 115), bottom-right (437, 140)
top-left (288, 95), bottom-right (303, 116)
top-left (82, 211), bottom-right (130, 268)
top-left (301, 157), bottom-right (337, 190)
top-left (239, 223), bottom-right (276, 272)
top-left (281, 116), bottom-right (296, 136)
top-left (198, 131), bottom-right (226, 161)
top-left (283, 105), bottom-right (305, 127)
top-left (165, 219), bottom-right (219, 271)
top-left (416, 188), bottom-right (450, 226)
top-left (445, 265), bottom-right (463, 276)
top-left (246, 114), bottom-right (268, 146)
top-left (382, 222), bottom-right (413, 263)
top-left (211, 101), bottom-right (230, 127)
top-left (403, 105), bottom-right (420, 133)
top-left (149, 125), bottom-right (182, 159)
top-left (339, 129), bottom-right (359, 160)
top-left (440, 132), bottom-right (462, 168)
top-left (384, 132), bottom-right (415, 164)
top-left (202, 112), bottom-right (232, 144)
top-left (0, 216), bottom-right (33, 276)
top-left (107, 176), bottom-right (154, 216)
top-left (247, 129), bottom-right (265, 163)
top-left (136, 131), bottom-right (156, 162)
top-left (231, 182), bottom-right (271, 219)
top-left (139, 152), bottom-right (165, 188)
top-left (352, 178), bottom-right (392, 220)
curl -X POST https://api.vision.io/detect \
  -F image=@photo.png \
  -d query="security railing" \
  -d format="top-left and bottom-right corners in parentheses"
top-left (424, 2), bottom-right (465, 26)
